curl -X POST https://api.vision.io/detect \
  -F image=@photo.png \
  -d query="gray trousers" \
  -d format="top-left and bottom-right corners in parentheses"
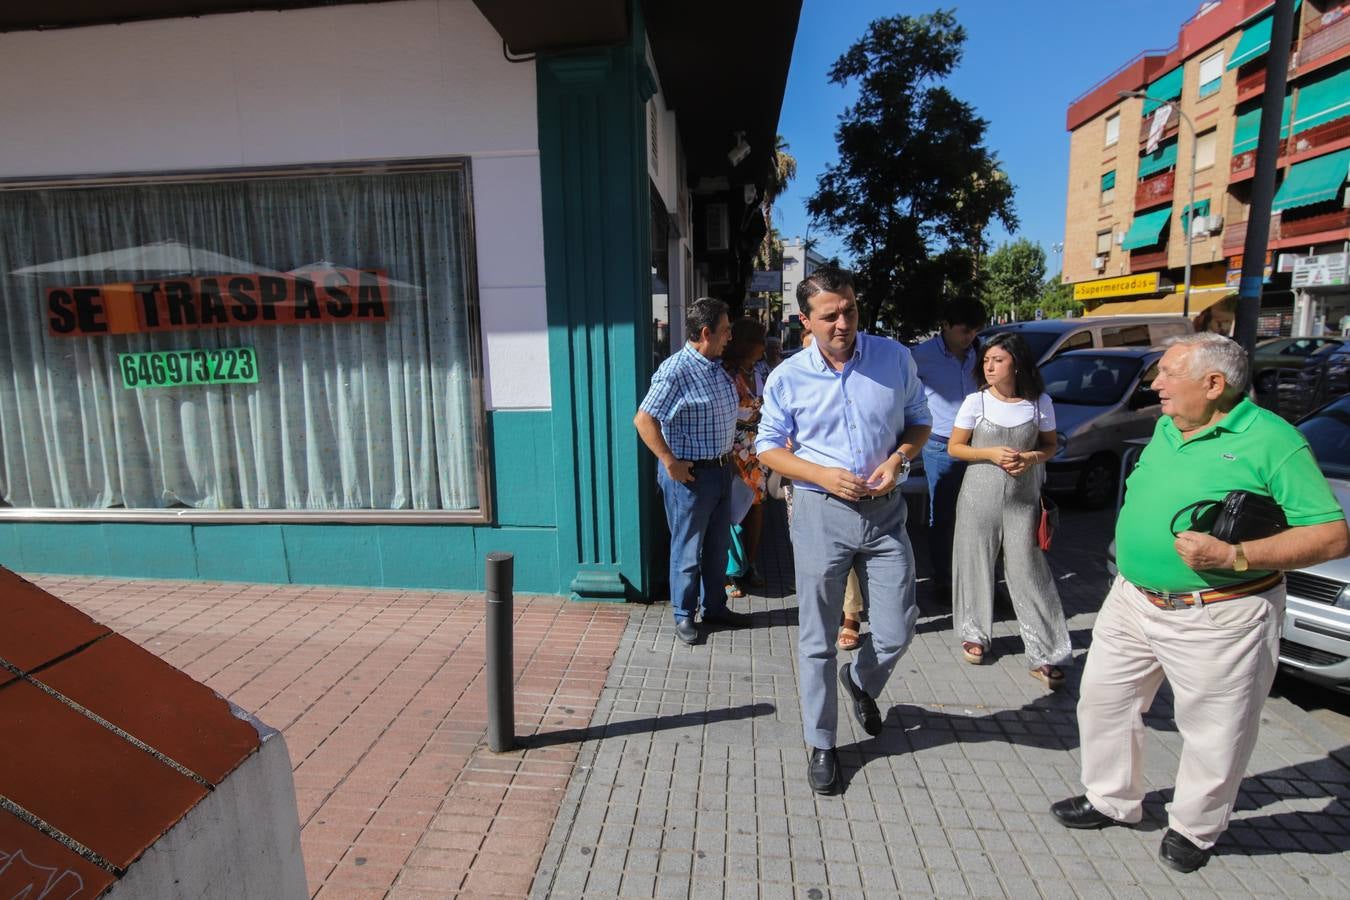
top-left (791, 488), bottom-right (919, 749)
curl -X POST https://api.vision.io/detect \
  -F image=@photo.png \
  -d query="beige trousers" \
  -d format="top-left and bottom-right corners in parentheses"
top-left (843, 568), bottom-right (863, 620)
top-left (1077, 574), bottom-right (1284, 849)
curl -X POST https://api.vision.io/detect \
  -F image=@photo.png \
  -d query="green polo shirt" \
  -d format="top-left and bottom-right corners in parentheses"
top-left (1116, 398), bottom-right (1344, 593)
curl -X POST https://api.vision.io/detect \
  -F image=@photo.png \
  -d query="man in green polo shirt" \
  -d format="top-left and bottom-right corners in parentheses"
top-left (1050, 333), bottom-right (1349, 874)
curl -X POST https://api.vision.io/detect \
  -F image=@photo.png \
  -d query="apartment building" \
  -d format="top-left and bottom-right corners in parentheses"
top-left (1063, 0), bottom-right (1350, 337)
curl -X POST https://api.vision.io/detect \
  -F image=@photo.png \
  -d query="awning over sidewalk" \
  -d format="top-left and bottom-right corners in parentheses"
top-left (1121, 206), bottom-right (1173, 250)
top-left (1271, 147), bottom-right (1350, 212)
top-left (1083, 289), bottom-right (1229, 317)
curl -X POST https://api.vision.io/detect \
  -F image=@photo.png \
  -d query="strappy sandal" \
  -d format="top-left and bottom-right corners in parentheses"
top-left (837, 618), bottom-right (861, 651)
top-left (1031, 665), bottom-right (1066, 689)
top-left (961, 642), bottom-right (985, 665)
top-left (726, 580), bottom-right (746, 599)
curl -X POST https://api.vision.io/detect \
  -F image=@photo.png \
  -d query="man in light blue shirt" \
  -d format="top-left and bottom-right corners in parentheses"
top-left (910, 298), bottom-right (986, 604)
top-left (756, 267), bottom-right (931, 795)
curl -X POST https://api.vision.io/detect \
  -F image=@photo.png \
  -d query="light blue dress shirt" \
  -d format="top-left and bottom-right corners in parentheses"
top-left (911, 333), bottom-right (979, 439)
top-left (639, 344), bottom-right (739, 459)
top-left (755, 332), bottom-right (931, 493)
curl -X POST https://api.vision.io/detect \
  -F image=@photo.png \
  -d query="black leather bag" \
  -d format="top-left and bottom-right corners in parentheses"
top-left (1170, 490), bottom-right (1289, 543)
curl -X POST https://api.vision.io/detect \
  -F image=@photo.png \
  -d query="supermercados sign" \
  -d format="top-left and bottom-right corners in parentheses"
top-left (1072, 272), bottom-right (1161, 302)
top-left (46, 269), bottom-right (390, 337)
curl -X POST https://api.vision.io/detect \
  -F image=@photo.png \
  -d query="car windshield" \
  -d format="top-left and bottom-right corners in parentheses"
top-left (981, 328), bottom-right (1060, 363)
top-left (1041, 355), bottom-right (1143, 406)
top-left (1299, 396), bottom-right (1350, 479)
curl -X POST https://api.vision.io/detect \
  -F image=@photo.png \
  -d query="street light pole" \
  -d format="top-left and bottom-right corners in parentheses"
top-left (1120, 91), bottom-right (1198, 317)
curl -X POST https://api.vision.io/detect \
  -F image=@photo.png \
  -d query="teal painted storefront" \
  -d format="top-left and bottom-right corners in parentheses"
top-left (0, 2), bottom-right (658, 601)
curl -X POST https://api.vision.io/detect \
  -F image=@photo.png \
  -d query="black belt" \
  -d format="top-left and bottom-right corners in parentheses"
top-left (689, 452), bottom-right (734, 469)
top-left (856, 490), bottom-right (896, 503)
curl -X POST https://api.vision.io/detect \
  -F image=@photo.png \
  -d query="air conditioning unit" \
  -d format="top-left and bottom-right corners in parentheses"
top-left (1093, 255), bottom-right (1108, 270)
top-left (1190, 214), bottom-right (1224, 236)
top-left (1115, 232), bottom-right (1126, 245)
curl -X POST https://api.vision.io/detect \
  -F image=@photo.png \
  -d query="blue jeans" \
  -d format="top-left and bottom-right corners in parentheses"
top-left (658, 463), bottom-right (735, 622)
top-left (922, 437), bottom-right (968, 587)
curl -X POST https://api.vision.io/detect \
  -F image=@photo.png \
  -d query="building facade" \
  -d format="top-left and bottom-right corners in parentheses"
top-left (0, 0), bottom-right (801, 600)
top-left (1063, 0), bottom-right (1350, 336)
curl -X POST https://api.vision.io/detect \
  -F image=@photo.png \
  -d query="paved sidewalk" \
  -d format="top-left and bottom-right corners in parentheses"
top-left (34, 576), bottom-right (629, 898)
top-left (532, 500), bottom-right (1350, 899)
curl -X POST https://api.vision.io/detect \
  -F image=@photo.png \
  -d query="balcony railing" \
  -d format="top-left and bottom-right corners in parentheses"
top-left (1236, 67), bottom-right (1266, 96)
top-left (1300, 7), bottom-right (1350, 64)
top-left (1279, 206), bottom-right (1350, 239)
top-left (1223, 216), bottom-right (1286, 254)
top-left (1285, 115), bottom-right (1350, 156)
top-left (1129, 248), bottom-right (1169, 271)
top-left (1135, 169), bottom-right (1176, 208)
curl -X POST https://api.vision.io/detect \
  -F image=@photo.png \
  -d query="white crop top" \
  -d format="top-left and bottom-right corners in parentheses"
top-left (953, 390), bottom-right (1056, 431)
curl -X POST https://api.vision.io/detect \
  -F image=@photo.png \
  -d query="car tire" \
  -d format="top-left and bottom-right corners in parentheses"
top-left (1076, 454), bottom-right (1118, 509)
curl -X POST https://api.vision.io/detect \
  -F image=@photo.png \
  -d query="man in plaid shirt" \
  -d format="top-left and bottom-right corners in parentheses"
top-left (635, 297), bottom-right (753, 644)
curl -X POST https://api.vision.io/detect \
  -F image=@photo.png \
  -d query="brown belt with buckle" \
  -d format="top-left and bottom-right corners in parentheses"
top-left (1136, 571), bottom-right (1284, 611)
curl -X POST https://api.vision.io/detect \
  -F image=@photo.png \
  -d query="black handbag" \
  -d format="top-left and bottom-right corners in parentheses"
top-left (1169, 490), bottom-right (1289, 543)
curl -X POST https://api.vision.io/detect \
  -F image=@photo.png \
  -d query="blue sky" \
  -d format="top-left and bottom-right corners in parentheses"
top-left (773, 0), bottom-right (1202, 274)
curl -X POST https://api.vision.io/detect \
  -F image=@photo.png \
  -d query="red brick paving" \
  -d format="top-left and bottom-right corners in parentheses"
top-left (32, 576), bottom-right (630, 898)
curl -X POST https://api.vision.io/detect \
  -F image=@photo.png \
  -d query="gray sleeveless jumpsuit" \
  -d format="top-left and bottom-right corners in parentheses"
top-left (952, 392), bottom-right (1072, 669)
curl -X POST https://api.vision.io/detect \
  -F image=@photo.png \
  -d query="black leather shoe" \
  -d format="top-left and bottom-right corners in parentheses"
top-left (807, 747), bottom-right (840, 795)
top-left (674, 617), bottom-right (699, 645)
top-left (839, 662), bottom-right (883, 736)
top-left (1159, 829), bottom-right (1211, 873)
top-left (702, 608), bottom-right (751, 628)
top-left (1050, 795), bottom-right (1130, 830)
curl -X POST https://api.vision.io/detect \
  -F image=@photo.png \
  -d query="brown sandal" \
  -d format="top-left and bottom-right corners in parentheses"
top-left (961, 642), bottom-right (985, 665)
top-left (837, 618), bottom-right (861, 651)
top-left (1031, 665), bottom-right (1066, 689)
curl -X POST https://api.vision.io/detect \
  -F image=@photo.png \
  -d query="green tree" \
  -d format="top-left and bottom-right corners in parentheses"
top-left (807, 10), bottom-right (1016, 338)
top-left (982, 239), bottom-right (1046, 321)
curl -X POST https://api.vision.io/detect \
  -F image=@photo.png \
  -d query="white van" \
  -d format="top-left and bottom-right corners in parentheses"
top-left (979, 315), bottom-right (1193, 366)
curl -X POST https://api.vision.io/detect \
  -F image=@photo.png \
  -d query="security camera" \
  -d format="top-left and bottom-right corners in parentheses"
top-left (727, 131), bottom-right (751, 167)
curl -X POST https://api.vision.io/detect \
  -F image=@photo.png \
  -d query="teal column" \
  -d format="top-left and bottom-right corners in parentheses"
top-left (536, 4), bottom-right (656, 601)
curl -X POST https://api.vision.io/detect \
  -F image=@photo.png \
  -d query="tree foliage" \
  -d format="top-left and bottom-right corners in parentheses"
top-left (807, 10), bottom-right (1017, 338)
top-left (982, 239), bottom-right (1046, 317)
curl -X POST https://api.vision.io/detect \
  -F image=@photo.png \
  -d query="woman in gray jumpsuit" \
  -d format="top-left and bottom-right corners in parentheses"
top-left (947, 333), bottom-right (1072, 689)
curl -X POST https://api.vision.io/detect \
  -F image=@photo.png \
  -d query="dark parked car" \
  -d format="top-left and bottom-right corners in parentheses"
top-left (1297, 340), bottom-right (1350, 403)
top-left (1040, 347), bottom-right (1165, 508)
top-left (1253, 336), bottom-right (1342, 393)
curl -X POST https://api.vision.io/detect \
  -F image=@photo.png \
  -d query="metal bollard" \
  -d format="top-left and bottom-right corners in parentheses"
top-left (485, 552), bottom-right (515, 752)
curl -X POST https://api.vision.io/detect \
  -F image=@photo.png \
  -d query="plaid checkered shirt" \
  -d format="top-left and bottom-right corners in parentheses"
top-left (639, 344), bottom-right (739, 460)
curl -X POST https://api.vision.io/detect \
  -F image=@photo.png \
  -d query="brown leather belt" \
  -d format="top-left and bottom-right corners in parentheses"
top-left (1136, 571), bottom-right (1284, 611)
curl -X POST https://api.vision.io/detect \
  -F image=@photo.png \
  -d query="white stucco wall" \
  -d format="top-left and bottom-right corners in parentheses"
top-left (0, 0), bottom-right (548, 409)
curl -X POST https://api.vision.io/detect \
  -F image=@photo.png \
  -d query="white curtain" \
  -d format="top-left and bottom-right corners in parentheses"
top-left (0, 169), bottom-right (480, 511)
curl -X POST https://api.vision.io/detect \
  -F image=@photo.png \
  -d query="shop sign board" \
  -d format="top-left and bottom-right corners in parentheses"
top-left (1291, 252), bottom-right (1349, 289)
top-left (749, 270), bottom-right (783, 292)
top-left (1225, 252), bottom-right (1273, 287)
top-left (47, 269), bottom-right (390, 337)
top-left (1072, 272), bottom-right (1160, 302)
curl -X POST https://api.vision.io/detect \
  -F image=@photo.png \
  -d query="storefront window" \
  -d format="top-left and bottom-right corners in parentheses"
top-left (0, 163), bottom-right (487, 519)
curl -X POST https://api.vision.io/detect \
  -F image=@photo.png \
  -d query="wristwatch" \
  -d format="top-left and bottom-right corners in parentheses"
top-left (1233, 542), bottom-right (1249, 573)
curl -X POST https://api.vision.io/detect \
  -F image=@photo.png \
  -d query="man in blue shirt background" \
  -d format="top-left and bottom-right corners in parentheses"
top-left (756, 267), bottom-right (932, 795)
top-left (910, 298), bottom-right (986, 605)
top-left (635, 297), bottom-right (752, 645)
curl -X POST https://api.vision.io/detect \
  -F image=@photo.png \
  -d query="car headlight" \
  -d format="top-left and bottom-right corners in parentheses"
top-left (1337, 584), bottom-right (1350, 610)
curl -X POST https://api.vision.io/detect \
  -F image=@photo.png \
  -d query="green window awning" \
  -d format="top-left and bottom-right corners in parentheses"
top-left (1101, 171), bottom-right (1116, 191)
top-left (1227, 13), bottom-right (1272, 70)
top-left (1291, 65), bottom-right (1350, 135)
top-left (1180, 199), bottom-right (1211, 230)
top-left (1271, 147), bottom-right (1350, 212)
top-left (1137, 139), bottom-right (1178, 179)
top-left (1227, 0), bottom-right (1302, 69)
top-left (1231, 100), bottom-right (1291, 155)
top-left (1143, 67), bottom-right (1183, 115)
top-left (1121, 206), bottom-right (1173, 250)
